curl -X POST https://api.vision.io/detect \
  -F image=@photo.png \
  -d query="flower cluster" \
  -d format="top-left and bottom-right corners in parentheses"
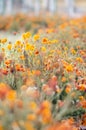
top-left (0, 16), bottom-right (86, 130)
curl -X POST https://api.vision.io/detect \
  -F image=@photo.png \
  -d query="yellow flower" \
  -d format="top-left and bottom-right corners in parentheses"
top-left (1, 48), bottom-right (5, 52)
top-left (65, 64), bottom-right (73, 72)
top-left (64, 47), bottom-right (68, 50)
top-left (71, 49), bottom-right (76, 54)
top-left (25, 43), bottom-right (30, 51)
top-left (22, 32), bottom-right (31, 40)
top-left (7, 44), bottom-right (12, 50)
top-left (1, 38), bottom-right (7, 44)
top-left (41, 46), bottom-right (46, 52)
top-left (33, 34), bottom-right (40, 41)
top-left (25, 44), bottom-right (34, 51)
top-left (51, 39), bottom-right (59, 44)
top-left (17, 48), bottom-right (22, 52)
top-left (25, 32), bottom-right (31, 38)
top-left (30, 45), bottom-right (35, 51)
top-left (24, 122), bottom-right (35, 130)
top-left (15, 40), bottom-right (21, 46)
top-left (50, 50), bottom-right (55, 54)
top-left (28, 101), bottom-right (37, 111)
top-left (22, 33), bottom-right (27, 40)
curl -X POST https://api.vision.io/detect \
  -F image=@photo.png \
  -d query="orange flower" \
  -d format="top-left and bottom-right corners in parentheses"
top-left (65, 64), bottom-right (73, 72)
top-left (80, 100), bottom-right (86, 108)
top-left (1, 38), bottom-right (7, 44)
top-left (81, 114), bottom-right (86, 126)
top-left (76, 57), bottom-right (83, 63)
top-left (35, 50), bottom-right (39, 55)
top-left (20, 55), bottom-right (25, 60)
top-left (15, 64), bottom-right (21, 71)
top-left (42, 38), bottom-right (49, 44)
top-left (78, 84), bottom-right (86, 91)
top-left (47, 120), bottom-right (77, 130)
top-left (27, 114), bottom-right (36, 121)
top-left (34, 70), bottom-right (41, 76)
top-left (4, 60), bottom-right (11, 65)
top-left (41, 100), bottom-right (51, 109)
top-left (65, 87), bottom-right (71, 93)
top-left (7, 90), bottom-right (17, 101)
top-left (73, 33), bottom-right (79, 38)
top-left (0, 83), bottom-right (10, 100)
top-left (2, 68), bottom-right (8, 75)
top-left (61, 77), bottom-right (67, 82)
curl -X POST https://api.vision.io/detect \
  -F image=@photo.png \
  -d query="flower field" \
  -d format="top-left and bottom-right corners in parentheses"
top-left (0, 14), bottom-right (67, 32)
top-left (0, 15), bottom-right (86, 130)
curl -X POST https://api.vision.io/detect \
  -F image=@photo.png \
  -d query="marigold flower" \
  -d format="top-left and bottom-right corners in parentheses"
top-left (76, 57), bottom-right (83, 63)
top-left (79, 96), bottom-right (84, 101)
top-left (1, 38), bottom-right (7, 44)
top-left (7, 44), bottom-right (12, 50)
top-left (65, 86), bottom-right (71, 93)
top-left (71, 49), bottom-right (76, 54)
top-left (27, 114), bottom-right (36, 121)
top-left (41, 100), bottom-right (51, 109)
top-left (42, 38), bottom-right (49, 44)
top-left (15, 40), bottom-right (21, 46)
top-left (0, 83), bottom-right (9, 100)
top-left (65, 64), bottom-right (73, 72)
top-left (7, 90), bottom-right (16, 101)
top-left (78, 84), bottom-right (86, 91)
top-left (41, 46), bottom-right (46, 52)
top-left (33, 34), bottom-right (40, 41)
top-left (24, 122), bottom-right (35, 130)
top-left (34, 70), bottom-right (41, 76)
top-left (61, 77), bottom-right (67, 82)
top-left (28, 101), bottom-right (37, 111)
top-left (25, 32), bottom-right (31, 38)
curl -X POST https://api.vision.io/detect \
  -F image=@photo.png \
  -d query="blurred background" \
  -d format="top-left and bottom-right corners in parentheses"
top-left (0, 0), bottom-right (86, 34)
top-left (0, 0), bottom-right (86, 17)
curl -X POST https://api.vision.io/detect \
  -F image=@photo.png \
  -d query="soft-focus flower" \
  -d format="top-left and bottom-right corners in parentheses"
top-left (42, 38), bottom-right (49, 44)
top-left (33, 34), bottom-right (40, 41)
top-left (7, 90), bottom-right (17, 101)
